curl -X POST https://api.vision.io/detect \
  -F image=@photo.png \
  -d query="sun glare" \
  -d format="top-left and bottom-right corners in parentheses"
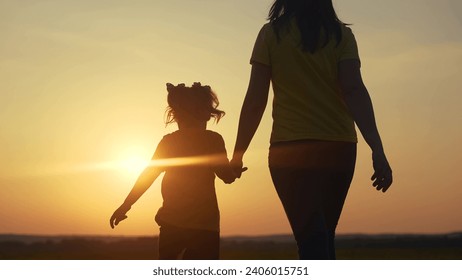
top-left (115, 147), bottom-right (150, 177)
top-left (119, 155), bottom-right (149, 175)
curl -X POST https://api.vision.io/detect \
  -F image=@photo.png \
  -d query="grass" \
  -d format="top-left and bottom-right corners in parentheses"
top-left (1, 233), bottom-right (461, 260)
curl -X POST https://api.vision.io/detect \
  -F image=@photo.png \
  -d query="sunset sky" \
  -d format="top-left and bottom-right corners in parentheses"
top-left (1, 0), bottom-right (461, 237)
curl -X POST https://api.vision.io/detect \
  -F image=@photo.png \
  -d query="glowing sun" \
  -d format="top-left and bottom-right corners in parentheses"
top-left (115, 147), bottom-right (150, 177)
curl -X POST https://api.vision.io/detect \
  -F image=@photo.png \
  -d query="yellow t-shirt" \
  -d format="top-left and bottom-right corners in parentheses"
top-left (251, 20), bottom-right (359, 143)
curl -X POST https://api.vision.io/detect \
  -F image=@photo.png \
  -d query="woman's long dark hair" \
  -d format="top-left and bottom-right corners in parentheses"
top-left (268, 0), bottom-right (345, 53)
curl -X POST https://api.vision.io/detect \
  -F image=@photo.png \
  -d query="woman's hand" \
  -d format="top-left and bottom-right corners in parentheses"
top-left (371, 151), bottom-right (393, 192)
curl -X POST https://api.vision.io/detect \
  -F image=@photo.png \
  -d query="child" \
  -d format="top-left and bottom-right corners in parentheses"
top-left (110, 82), bottom-right (242, 259)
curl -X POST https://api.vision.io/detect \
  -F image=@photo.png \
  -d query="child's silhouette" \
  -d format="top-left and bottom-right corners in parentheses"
top-left (110, 82), bottom-right (243, 259)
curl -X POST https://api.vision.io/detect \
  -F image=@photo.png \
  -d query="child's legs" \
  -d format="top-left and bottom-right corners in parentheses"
top-left (158, 225), bottom-right (188, 260)
top-left (183, 228), bottom-right (220, 260)
top-left (158, 225), bottom-right (220, 260)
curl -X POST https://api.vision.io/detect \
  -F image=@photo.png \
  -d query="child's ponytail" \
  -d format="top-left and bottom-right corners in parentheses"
top-left (165, 82), bottom-right (225, 125)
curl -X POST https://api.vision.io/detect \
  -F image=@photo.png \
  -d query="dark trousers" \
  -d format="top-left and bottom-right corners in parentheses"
top-left (269, 140), bottom-right (356, 259)
top-left (158, 224), bottom-right (220, 260)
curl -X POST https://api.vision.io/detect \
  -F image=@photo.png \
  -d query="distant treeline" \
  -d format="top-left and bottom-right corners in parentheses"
top-left (1, 233), bottom-right (461, 260)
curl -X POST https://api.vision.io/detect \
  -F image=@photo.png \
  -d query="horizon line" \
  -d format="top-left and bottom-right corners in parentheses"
top-left (1, 231), bottom-right (462, 239)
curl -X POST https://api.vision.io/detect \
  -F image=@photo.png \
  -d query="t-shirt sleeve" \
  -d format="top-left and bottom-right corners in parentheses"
top-left (152, 137), bottom-right (166, 159)
top-left (250, 24), bottom-right (271, 66)
top-left (209, 133), bottom-right (229, 163)
top-left (338, 26), bottom-right (360, 62)
top-left (151, 136), bottom-right (169, 171)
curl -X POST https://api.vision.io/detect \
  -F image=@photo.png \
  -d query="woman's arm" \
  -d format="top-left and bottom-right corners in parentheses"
top-left (338, 59), bottom-right (393, 192)
top-left (231, 62), bottom-right (271, 177)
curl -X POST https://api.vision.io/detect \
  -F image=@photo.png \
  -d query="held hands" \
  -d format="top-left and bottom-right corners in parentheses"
top-left (109, 204), bottom-right (131, 229)
top-left (222, 164), bottom-right (247, 184)
top-left (371, 151), bottom-right (393, 192)
top-left (230, 158), bottom-right (248, 179)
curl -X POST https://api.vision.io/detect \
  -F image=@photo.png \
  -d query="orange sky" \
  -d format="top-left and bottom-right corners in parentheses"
top-left (1, 0), bottom-right (461, 236)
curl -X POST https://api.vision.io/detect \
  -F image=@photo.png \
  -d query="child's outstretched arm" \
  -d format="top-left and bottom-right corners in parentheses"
top-left (110, 164), bottom-right (162, 228)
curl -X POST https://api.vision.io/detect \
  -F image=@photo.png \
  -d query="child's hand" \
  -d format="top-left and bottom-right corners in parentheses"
top-left (109, 204), bottom-right (131, 229)
top-left (230, 158), bottom-right (247, 178)
top-left (222, 167), bottom-right (247, 184)
top-left (222, 176), bottom-right (236, 184)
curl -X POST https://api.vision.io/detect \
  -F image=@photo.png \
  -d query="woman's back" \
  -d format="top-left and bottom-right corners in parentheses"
top-left (251, 19), bottom-right (359, 143)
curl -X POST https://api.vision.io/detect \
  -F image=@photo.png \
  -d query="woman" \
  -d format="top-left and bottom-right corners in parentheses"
top-left (231, 0), bottom-right (393, 259)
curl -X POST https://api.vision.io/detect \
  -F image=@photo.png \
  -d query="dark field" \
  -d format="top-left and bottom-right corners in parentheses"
top-left (1, 233), bottom-right (461, 260)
